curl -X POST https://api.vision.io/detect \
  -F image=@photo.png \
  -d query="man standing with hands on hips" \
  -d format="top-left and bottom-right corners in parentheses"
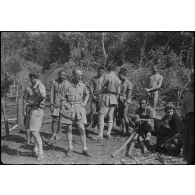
top-left (60, 69), bottom-right (90, 157)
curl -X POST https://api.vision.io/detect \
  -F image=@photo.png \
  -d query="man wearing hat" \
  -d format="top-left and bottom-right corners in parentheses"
top-left (145, 66), bottom-right (163, 109)
top-left (50, 70), bottom-right (69, 141)
top-left (118, 68), bottom-right (133, 135)
top-left (60, 69), bottom-right (90, 157)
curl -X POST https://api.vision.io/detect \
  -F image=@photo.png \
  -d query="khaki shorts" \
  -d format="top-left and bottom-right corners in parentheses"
top-left (60, 115), bottom-right (87, 125)
top-left (60, 105), bottom-right (87, 125)
top-left (51, 107), bottom-right (60, 117)
top-left (29, 108), bottom-right (44, 132)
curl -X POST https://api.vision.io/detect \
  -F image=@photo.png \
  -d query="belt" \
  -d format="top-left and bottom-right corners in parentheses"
top-left (67, 101), bottom-right (82, 104)
top-left (106, 92), bottom-right (117, 95)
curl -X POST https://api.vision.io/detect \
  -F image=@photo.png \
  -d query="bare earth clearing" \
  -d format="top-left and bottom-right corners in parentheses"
top-left (1, 105), bottom-right (185, 165)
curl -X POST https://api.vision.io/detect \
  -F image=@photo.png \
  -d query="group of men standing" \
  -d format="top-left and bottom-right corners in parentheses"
top-left (22, 65), bottom-right (194, 164)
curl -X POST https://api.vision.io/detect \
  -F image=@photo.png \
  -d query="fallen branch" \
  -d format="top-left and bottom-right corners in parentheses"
top-left (111, 131), bottom-right (137, 157)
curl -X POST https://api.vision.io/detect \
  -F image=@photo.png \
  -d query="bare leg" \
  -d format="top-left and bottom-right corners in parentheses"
top-left (26, 128), bottom-right (31, 144)
top-left (66, 124), bottom-right (73, 151)
top-left (96, 113), bottom-right (105, 139)
top-left (32, 131), bottom-right (44, 156)
top-left (50, 116), bottom-right (59, 140)
top-left (153, 92), bottom-right (159, 109)
top-left (138, 136), bottom-right (148, 153)
top-left (107, 106), bottom-right (115, 137)
top-left (32, 135), bottom-right (38, 154)
top-left (123, 104), bottom-right (129, 134)
top-left (77, 123), bottom-right (88, 151)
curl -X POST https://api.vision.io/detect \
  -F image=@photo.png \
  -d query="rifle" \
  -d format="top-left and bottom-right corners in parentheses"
top-left (127, 114), bottom-right (154, 122)
top-left (111, 130), bottom-right (138, 157)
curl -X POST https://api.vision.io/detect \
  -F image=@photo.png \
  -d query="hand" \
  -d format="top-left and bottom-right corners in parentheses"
top-left (134, 114), bottom-right (140, 122)
top-left (50, 105), bottom-right (54, 113)
top-left (145, 88), bottom-right (149, 92)
top-left (119, 96), bottom-right (126, 103)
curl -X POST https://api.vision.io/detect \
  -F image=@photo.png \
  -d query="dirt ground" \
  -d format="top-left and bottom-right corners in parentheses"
top-left (1, 105), bottom-right (185, 165)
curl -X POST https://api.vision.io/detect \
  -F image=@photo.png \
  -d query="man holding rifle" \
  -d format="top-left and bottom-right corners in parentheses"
top-left (23, 86), bottom-right (33, 144)
top-left (24, 73), bottom-right (46, 161)
top-left (126, 98), bottom-right (156, 156)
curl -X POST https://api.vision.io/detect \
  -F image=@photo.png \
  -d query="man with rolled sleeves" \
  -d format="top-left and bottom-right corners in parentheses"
top-left (60, 69), bottom-right (90, 157)
top-left (50, 70), bottom-right (68, 141)
top-left (27, 73), bottom-right (46, 161)
top-left (94, 64), bottom-right (121, 140)
top-left (118, 68), bottom-right (133, 135)
top-left (145, 66), bottom-right (163, 109)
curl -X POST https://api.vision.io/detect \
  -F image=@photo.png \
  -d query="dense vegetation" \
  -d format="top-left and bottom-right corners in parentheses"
top-left (1, 32), bottom-right (194, 105)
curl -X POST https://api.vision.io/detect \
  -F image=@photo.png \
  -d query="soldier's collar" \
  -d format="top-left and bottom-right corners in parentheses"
top-left (71, 81), bottom-right (82, 87)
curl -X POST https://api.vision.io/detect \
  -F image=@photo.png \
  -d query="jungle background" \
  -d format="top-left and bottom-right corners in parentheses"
top-left (1, 32), bottom-right (194, 164)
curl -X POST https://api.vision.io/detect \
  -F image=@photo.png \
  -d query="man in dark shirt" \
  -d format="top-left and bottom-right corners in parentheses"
top-left (89, 66), bottom-right (104, 128)
top-left (156, 103), bottom-right (182, 147)
top-left (118, 68), bottom-right (133, 135)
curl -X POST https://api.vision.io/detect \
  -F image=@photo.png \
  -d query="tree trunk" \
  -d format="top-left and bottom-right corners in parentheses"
top-left (139, 35), bottom-right (147, 68)
top-left (17, 84), bottom-right (24, 127)
top-left (102, 33), bottom-right (107, 69)
top-left (1, 98), bottom-right (9, 137)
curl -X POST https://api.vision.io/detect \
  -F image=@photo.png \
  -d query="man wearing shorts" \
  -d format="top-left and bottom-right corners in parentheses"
top-left (60, 69), bottom-right (90, 157)
top-left (94, 64), bottom-right (121, 140)
top-left (50, 70), bottom-right (68, 141)
top-left (27, 73), bottom-right (46, 161)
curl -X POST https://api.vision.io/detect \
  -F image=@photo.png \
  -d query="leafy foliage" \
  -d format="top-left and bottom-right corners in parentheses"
top-left (1, 32), bottom-right (194, 105)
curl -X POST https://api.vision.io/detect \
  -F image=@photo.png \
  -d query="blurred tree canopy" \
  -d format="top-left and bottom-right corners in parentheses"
top-left (2, 32), bottom-right (194, 74)
top-left (1, 32), bottom-right (194, 102)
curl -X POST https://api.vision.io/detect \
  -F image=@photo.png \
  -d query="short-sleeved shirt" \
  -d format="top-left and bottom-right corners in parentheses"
top-left (135, 106), bottom-right (156, 119)
top-left (60, 81), bottom-right (89, 124)
top-left (62, 81), bottom-right (89, 102)
top-left (30, 80), bottom-right (46, 109)
top-left (90, 75), bottom-right (104, 96)
top-left (120, 79), bottom-right (133, 99)
top-left (50, 79), bottom-right (68, 108)
top-left (102, 72), bottom-right (121, 95)
top-left (181, 89), bottom-right (194, 117)
top-left (100, 72), bottom-right (121, 105)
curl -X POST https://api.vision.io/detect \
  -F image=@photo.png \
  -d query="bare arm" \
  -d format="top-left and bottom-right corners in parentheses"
top-left (50, 82), bottom-right (54, 106)
top-left (83, 85), bottom-right (89, 106)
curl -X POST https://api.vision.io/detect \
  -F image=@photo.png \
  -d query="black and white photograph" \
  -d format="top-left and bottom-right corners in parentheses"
top-left (1, 31), bottom-right (194, 165)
